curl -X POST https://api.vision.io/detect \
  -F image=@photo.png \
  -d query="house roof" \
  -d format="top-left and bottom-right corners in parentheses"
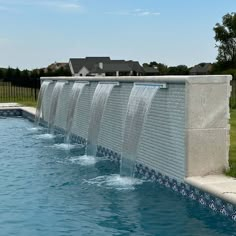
top-left (190, 63), bottom-right (212, 74)
top-left (143, 66), bottom-right (159, 74)
top-left (127, 61), bottom-right (144, 73)
top-left (90, 63), bottom-right (132, 73)
top-left (69, 57), bottom-right (144, 74)
top-left (70, 57), bottom-right (111, 73)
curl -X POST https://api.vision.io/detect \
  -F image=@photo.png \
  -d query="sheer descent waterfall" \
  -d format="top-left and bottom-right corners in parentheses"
top-left (120, 84), bottom-right (160, 177)
top-left (86, 82), bottom-right (118, 156)
top-left (35, 80), bottom-right (51, 125)
top-left (65, 82), bottom-right (88, 144)
top-left (48, 81), bottom-right (66, 133)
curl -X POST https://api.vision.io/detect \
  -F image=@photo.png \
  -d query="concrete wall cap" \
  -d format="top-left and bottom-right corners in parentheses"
top-left (40, 75), bottom-right (232, 84)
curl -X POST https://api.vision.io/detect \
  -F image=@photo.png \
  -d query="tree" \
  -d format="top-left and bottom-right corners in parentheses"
top-left (5, 67), bottom-right (14, 81)
top-left (214, 12), bottom-right (236, 68)
top-left (167, 65), bottom-right (189, 75)
top-left (156, 63), bottom-right (168, 75)
top-left (0, 69), bottom-right (5, 80)
top-left (149, 61), bottom-right (158, 67)
top-left (15, 68), bottom-right (21, 79)
top-left (30, 69), bottom-right (39, 79)
top-left (143, 61), bottom-right (168, 75)
top-left (21, 69), bottom-right (29, 79)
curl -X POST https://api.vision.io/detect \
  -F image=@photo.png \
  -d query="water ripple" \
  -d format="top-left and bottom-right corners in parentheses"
top-left (84, 174), bottom-right (144, 190)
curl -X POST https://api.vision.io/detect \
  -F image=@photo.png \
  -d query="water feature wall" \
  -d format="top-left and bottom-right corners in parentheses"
top-left (35, 80), bottom-right (51, 125)
top-left (40, 76), bottom-right (231, 182)
top-left (48, 81), bottom-right (67, 133)
top-left (86, 82), bottom-right (119, 156)
top-left (120, 84), bottom-right (162, 177)
top-left (65, 82), bottom-right (88, 143)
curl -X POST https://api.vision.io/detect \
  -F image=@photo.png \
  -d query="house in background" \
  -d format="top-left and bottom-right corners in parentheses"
top-left (143, 65), bottom-right (160, 76)
top-left (47, 62), bottom-right (69, 72)
top-left (69, 57), bottom-right (110, 76)
top-left (69, 57), bottom-right (159, 76)
top-left (189, 63), bottom-right (212, 75)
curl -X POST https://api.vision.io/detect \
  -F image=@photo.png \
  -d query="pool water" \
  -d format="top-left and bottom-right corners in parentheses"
top-left (0, 117), bottom-right (236, 236)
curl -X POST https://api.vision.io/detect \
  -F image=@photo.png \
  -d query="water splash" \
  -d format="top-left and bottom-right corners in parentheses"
top-left (65, 82), bottom-right (88, 144)
top-left (86, 83), bottom-right (118, 156)
top-left (35, 134), bottom-right (55, 140)
top-left (69, 155), bottom-right (97, 166)
top-left (35, 80), bottom-right (51, 126)
top-left (84, 174), bottom-right (144, 190)
top-left (53, 143), bottom-right (84, 151)
top-left (27, 127), bottom-right (43, 132)
top-left (48, 81), bottom-right (66, 133)
top-left (69, 155), bottom-right (108, 166)
top-left (120, 84), bottom-right (159, 177)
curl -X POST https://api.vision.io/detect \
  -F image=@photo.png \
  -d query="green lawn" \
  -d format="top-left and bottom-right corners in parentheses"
top-left (16, 100), bottom-right (37, 107)
top-left (0, 84), bottom-right (38, 107)
top-left (0, 99), bottom-right (37, 107)
top-left (228, 109), bottom-right (236, 177)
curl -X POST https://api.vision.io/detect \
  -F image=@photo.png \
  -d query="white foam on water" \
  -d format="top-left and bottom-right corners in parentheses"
top-left (53, 143), bottom-right (83, 150)
top-left (27, 127), bottom-right (43, 132)
top-left (84, 174), bottom-right (144, 190)
top-left (35, 134), bottom-right (55, 139)
top-left (69, 155), bottom-right (102, 166)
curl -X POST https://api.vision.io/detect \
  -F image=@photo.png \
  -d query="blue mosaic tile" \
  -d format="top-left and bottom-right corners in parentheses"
top-left (220, 205), bottom-right (229, 216)
top-left (189, 191), bottom-right (197, 200)
top-left (0, 109), bottom-right (22, 117)
top-left (209, 200), bottom-right (217, 211)
top-left (231, 213), bottom-right (236, 221)
top-left (15, 110), bottom-right (21, 116)
top-left (54, 126), bottom-right (65, 135)
top-left (96, 146), bottom-right (120, 164)
top-left (129, 162), bottom-right (236, 221)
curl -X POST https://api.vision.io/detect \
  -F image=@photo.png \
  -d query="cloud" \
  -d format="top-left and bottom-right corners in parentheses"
top-left (107, 9), bottom-right (160, 17)
top-left (38, 1), bottom-right (81, 11)
top-left (0, 0), bottom-right (81, 12)
top-left (58, 3), bottom-right (80, 10)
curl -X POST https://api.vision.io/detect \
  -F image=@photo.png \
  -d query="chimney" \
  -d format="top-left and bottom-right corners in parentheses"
top-left (99, 62), bottom-right (103, 69)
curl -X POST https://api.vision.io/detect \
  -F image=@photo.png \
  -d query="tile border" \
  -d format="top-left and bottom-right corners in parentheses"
top-left (0, 109), bottom-right (22, 117)
top-left (95, 144), bottom-right (236, 221)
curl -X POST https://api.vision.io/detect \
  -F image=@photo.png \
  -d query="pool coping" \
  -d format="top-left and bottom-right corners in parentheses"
top-left (0, 104), bottom-right (36, 121)
top-left (185, 175), bottom-right (236, 205)
top-left (40, 75), bottom-right (232, 84)
top-left (1, 103), bottom-right (236, 219)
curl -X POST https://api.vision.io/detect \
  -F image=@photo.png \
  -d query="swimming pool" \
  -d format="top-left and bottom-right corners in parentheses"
top-left (1, 117), bottom-right (236, 236)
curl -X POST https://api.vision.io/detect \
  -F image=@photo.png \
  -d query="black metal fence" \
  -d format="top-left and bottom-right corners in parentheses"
top-left (0, 78), bottom-right (40, 103)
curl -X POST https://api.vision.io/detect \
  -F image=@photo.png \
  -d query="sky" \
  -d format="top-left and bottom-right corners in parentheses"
top-left (0, 0), bottom-right (235, 70)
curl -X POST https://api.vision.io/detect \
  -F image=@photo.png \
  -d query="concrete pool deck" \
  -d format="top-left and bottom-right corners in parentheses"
top-left (0, 103), bottom-right (36, 115)
top-left (186, 175), bottom-right (236, 205)
top-left (1, 102), bottom-right (236, 206)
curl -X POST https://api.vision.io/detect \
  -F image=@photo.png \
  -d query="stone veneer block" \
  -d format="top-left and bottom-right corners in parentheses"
top-left (186, 82), bottom-right (229, 129)
top-left (186, 75), bottom-right (231, 177)
top-left (186, 128), bottom-right (229, 177)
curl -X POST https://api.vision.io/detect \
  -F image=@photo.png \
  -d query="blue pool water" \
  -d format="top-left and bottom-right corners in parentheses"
top-left (1, 117), bottom-right (236, 236)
